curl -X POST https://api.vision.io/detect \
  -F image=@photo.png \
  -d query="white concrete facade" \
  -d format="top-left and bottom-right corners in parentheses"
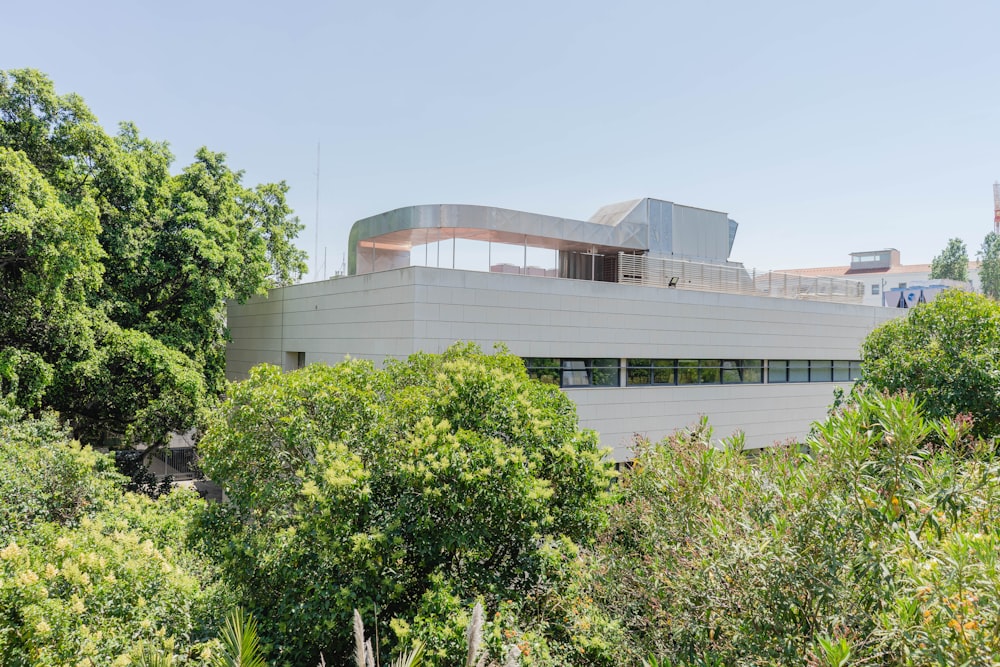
top-left (226, 265), bottom-right (900, 461)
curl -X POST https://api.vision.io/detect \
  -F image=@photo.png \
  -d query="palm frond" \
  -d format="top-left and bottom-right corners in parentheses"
top-left (389, 639), bottom-right (425, 667)
top-left (213, 607), bottom-right (267, 667)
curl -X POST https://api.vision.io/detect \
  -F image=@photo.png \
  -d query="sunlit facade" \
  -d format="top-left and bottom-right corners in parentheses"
top-left (226, 198), bottom-right (901, 460)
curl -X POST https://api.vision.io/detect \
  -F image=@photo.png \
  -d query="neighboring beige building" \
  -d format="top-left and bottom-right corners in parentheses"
top-left (778, 249), bottom-right (980, 307)
top-left (226, 199), bottom-right (901, 461)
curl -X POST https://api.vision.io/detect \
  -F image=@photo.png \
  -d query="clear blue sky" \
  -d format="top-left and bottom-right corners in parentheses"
top-left (6, 0), bottom-right (1000, 277)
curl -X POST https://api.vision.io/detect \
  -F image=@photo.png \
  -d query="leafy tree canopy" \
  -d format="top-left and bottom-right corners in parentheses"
top-left (0, 68), bottom-right (308, 446)
top-left (979, 231), bottom-right (1000, 299)
top-left (196, 343), bottom-right (615, 665)
top-left (861, 289), bottom-right (1000, 437)
top-left (929, 237), bottom-right (969, 282)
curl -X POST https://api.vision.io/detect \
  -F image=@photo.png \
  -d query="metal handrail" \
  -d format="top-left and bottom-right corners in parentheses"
top-left (617, 253), bottom-right (864, 303)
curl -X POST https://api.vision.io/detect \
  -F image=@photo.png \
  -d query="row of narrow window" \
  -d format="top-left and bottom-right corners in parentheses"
top-left (523, 358), bottom-right (862, 388)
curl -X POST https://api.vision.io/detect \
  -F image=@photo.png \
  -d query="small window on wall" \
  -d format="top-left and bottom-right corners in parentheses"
top-left (627, 359), bottom-right (652, 386)
top-left (565, 358), bottom-right (619, 387)
top-left (722, 360), bottom-right (763, 384)
top-left (677, 359), bottom-right (699, 385)
top-left (872, 284), bottom-right (880, 295)
top-left (769, 360), bottom-right (862, 383)
top-left (627, 359), bottom-right (677, 386)
top-left (561, 360), bottom-right (590, 387)
top-left (524, 358), bottom-right (560, 386)
top-left (809, 360), bottom-right (833, 382)
top-left (698, 360), bottom-right (721, 384)
top-left (788, 360), bottom-right (810, 383)
top-left (652, 359), bottom-right (676, 385)
top-left (768, 360), bottom-right (788, 383)
top-left (524, 358), bottom-right (620, 388)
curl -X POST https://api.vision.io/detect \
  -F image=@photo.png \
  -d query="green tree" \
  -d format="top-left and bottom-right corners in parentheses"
top-left (979, 232), bottom-right (1000, 299)
top-left (196, 344), bottom-right (614, 665)
top-left (929, 237), bottom-right (969, 282)
top-left (0, 409), bottom-right (229, 664)
top-left (0, 68), bottom-right (307, 447)
top-left (0, 146), bottom-right (102, 411)
top-left (861, 289), bottom-right (1000, 437)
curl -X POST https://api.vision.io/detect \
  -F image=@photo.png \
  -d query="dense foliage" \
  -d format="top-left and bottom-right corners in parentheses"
top-left (861, 290), bottom-right (1000, 438)
top-left (0, 407), bottom-right (229, 665)
top-left (928, 237), bottom-right (969, 282)
top-left (196, 343), bottom-right (616, 665)
top-left (6, 328), bottom-right (1000, 665)
top-left (979, 231), bottom-right (1000, 300)
top-left (595, 390), bottom-right (1000, 666)
top-left (0, 69), bottom-right (307, 448)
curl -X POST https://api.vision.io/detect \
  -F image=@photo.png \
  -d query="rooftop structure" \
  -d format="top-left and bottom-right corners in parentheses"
top-left (351, 199), bottom-right (865, 303)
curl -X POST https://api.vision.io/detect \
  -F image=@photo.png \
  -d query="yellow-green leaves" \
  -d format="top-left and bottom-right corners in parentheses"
top-left (198, 343), bottom-right (613, 663)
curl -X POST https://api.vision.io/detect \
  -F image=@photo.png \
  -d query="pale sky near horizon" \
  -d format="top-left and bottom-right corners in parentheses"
top-left (6, 0), bottom-right (1000, 278)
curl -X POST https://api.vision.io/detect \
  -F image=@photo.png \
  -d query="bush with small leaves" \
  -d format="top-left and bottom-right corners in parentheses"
top-left (197, 343), bottom-right (614, 665)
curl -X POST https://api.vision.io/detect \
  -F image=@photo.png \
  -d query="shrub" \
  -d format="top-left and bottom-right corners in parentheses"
top-left (197, 343), bottom-right (615, 664)
top-left (0, 410), bottom-right (229, 665)
top-left (594, 391), bottom-right (1000, 665)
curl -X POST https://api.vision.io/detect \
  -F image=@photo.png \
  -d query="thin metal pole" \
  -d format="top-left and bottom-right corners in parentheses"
top-left (523, 236), bottom-right (527, 274)
top-left (452, 228), bottom-right (456, 269)
top-left (314, 142), bottom-right (320, 281)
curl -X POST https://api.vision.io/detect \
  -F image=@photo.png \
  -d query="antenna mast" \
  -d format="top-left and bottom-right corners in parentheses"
top-left (994, 182), bottom-right (1000, 234)
top-left (314, 142), bottom-right (321, 280)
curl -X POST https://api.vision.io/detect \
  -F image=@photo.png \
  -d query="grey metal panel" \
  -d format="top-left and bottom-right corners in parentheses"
top-left (671, 205), bottom-right (731, 262)
top-left (648, 199), bottom-right (674, 255)
top-left (348, 203), bottom-right (650, 275)
top-left (587, 199), bottom-right (644, 226)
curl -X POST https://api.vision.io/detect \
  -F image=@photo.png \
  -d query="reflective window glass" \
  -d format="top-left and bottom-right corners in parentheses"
top-left (524, 358), bottom-right (560, 385)
top-left (742, 360), bottom-right (763, 383)
top-left (652, 359), bottom-right (676, 384)
top-left (810, 360), bottom-right (832, 382)
top-left (677, 360), bottom-right (699, 384)
top-left (769, 360), bottom-right (788, 383)
top-left (561, 360), bottom-right (590, 387)
top-left (591, 359), bottom-right (620, 387)
top-left (699, 360), bottom-right (721, 384)
top-left (627, 359), bottom-right (652, 386)
top-left (788, 360), bottom-right (810, 383)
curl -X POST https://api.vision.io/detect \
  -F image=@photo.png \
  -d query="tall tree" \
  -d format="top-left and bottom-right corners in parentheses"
top-left (0, 68), bottom-right (307, 446)
top-left (980, 232), bottom-right (1000, 299)
top-left (929, 237), bottom-right (969, 281)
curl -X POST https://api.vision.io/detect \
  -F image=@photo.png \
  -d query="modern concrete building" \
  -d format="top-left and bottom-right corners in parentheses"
top-left (778, 248), bottom-right (980, 307)
top-left (226, 199), bottom-right (901, 461)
